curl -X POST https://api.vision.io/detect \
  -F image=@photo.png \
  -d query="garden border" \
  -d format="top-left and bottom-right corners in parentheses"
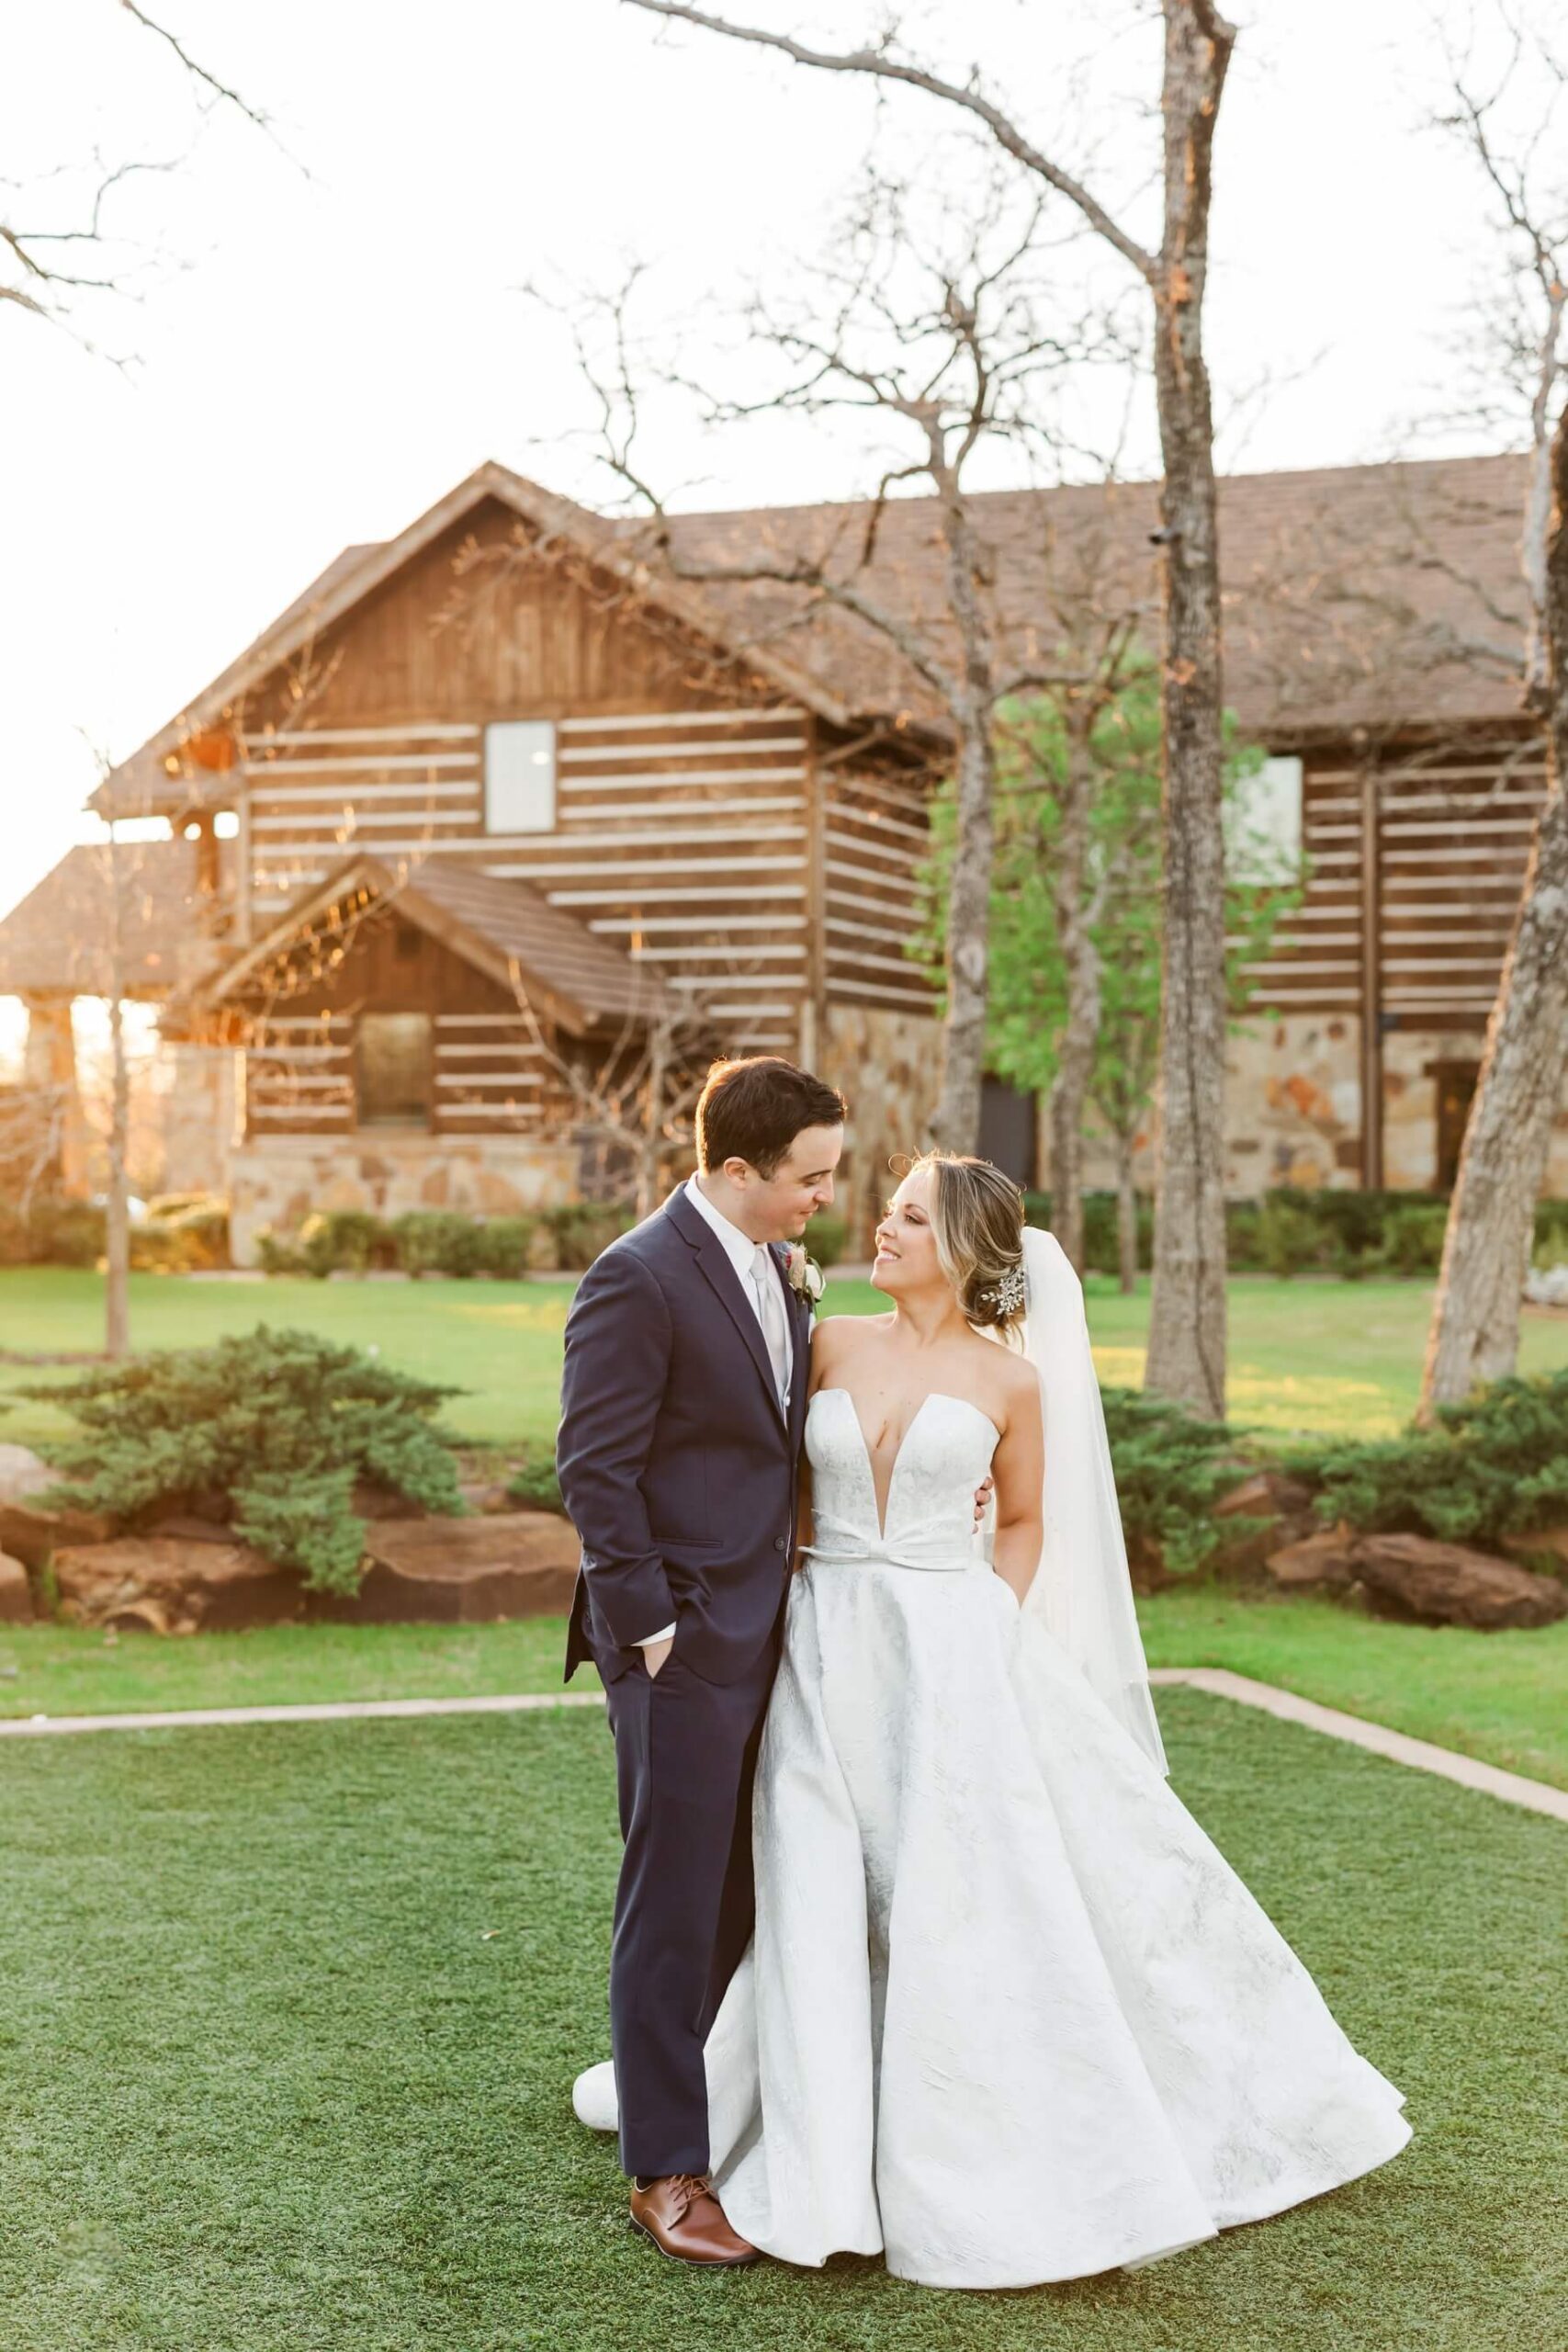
top-left (3, 1670), bottom-right (1565, 1825)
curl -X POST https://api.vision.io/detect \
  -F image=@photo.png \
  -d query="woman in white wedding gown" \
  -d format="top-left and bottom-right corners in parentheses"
top-left (574, 1152), bottom-right (1411, 2290)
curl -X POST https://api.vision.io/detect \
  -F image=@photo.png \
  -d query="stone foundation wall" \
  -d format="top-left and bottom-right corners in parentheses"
top-left (158, 1042), bottom-right (238, 1201)
top-left (1066, 1012), bottom-right (1568, 1199)
top-left (227, 1133), bottom-right (581, 1266)
top-left (818, 1005), bottom-right (942, 1252)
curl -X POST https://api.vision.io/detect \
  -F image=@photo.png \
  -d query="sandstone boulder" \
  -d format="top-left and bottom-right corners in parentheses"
top-left (0, 1499), bottom-right (117, 1571)
top-left (1352, 1533), bottom-right (1568, 1630)
top-left (318, 1512), bottom-right (579, 1624)
top-left (0, 1551), bottom-right (32, 1623)
top-left (1214, 1468), bottom-right (1315, 1521)
top-left (51, 1535), bottom-right (303, 1635)
top-left (1264, 1523), bottom-right (1363, 1590)
top-left (0, 1444), bottom-right (56, 1505)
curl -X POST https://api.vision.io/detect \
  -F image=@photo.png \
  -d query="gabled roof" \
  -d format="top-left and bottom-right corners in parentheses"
top-left (0, 837), bottom-right (232, 1000)
top-left (94, 463), bottom-right (873, 816)
top-left (192, 852), bottom-right (671, 1036)
top-left (93, 448), bottom-right (1535, 820)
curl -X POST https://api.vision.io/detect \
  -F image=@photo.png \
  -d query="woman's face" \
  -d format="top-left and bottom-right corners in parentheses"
top-left (870, 1168), bottom-right (945, 1298)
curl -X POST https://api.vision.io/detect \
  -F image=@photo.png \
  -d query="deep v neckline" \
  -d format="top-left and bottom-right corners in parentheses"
top-left (830, 1387), bottom-right (936, 1543)
top-left (818, 1386), bottom-right (1000, 1544)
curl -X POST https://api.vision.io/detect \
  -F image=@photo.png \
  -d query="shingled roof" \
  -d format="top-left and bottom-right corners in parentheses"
top-left (91, 450), bottom-right (1534, 820)
top-left (0, 837), bottom-right (232, 998)
top-left (193, 853), bottom-right (671, 1035)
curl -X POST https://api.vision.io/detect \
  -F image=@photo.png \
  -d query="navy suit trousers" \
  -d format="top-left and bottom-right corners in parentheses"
top-left (595, 1627), bottom-right (779, 2179)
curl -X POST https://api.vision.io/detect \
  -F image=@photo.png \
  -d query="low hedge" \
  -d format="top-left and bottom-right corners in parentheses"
top-left (1023, 1186), bottom-right (1568, 1281)
top-left (254, 1202), bottom-right (638, 1279)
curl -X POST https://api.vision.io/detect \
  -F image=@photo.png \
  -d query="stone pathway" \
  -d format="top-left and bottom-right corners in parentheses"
top-left (1149, 1666), bottom-right (1568, 1825)
top-left (4, 1669), bottom-right (1564, 1826)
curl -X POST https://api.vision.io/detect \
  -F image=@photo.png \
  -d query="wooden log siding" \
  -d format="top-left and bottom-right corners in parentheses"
top-left (433, 1012), bottom-right (548, 1132)
top-left (1235, 743), bottom-right (1545, 1026)
top-left (243, 1015), bottom-right (355, 1135)
top-left (242, 708), bottom-right (940, 1060)
top-left (822, 764), bottom-right (936, 1013)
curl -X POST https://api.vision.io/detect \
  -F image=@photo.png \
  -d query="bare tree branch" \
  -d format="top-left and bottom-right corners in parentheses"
top-left (621, 1), bottom-right (1158, 284)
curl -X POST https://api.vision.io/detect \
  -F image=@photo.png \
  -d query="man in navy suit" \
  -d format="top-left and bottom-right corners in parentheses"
top-left (558, 1056), bottom-right (846, 2266)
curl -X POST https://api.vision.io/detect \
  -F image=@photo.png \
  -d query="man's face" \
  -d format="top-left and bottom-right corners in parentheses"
top-left (725, 1123), bottom-right (842, 1243)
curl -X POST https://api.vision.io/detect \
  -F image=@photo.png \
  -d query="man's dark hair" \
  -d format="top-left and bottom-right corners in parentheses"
top-left (695, 1057), bottom-right (846, 1178)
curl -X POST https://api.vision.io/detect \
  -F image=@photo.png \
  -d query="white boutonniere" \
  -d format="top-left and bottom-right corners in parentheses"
top-left (785, 1244), bottom-right (827, 1310)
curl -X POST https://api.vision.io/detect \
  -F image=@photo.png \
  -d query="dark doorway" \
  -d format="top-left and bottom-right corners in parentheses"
top-left (1433, 1060), bottom-right (1480, 1193)
top-left (979, 1077), bottom-right (1039, 1190)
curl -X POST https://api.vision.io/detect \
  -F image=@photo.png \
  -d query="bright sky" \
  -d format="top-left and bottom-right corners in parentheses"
top-left (0, 0), bottom-right (1552, 979)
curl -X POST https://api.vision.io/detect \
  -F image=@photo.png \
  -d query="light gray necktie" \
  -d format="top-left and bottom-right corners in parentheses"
top-left (750, 1244), bottom-right (791, 1408)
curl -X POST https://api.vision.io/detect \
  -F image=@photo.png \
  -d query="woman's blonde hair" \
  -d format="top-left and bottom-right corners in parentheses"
top-left (896, 1149), bottom-right (1028, 1340)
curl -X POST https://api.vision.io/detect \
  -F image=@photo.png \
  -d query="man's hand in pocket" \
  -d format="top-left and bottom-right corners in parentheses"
top-left (642, 1634), bottom-right (674, 1679)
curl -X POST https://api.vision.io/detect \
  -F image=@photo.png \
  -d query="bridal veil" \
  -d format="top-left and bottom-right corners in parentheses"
top-left (1019, 1227), bottom-right (1168, 1775)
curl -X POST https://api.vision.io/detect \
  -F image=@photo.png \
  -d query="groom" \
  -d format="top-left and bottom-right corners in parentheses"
top-left (558, 1055), bottom-right (846, 2266)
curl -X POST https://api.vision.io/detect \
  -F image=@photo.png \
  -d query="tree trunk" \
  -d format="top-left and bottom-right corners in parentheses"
top-left (930, 462), bottom-right (998, 1154)
top-left (637, 1015), bottom-right (671, 1220)
top-left (1420, 408), bottom-right (1568, 1414)
top-left (1142, 0), bottom-right (1235, 1420)
top-left (105, 989), bottom-right (130, 1361)
top-left (931, 711), bottom-right (996, 1151)
top-left (1115, 1129), bottom-right (1139, 1295)
top-left (1046, 715), bottom-right (1101, 1273)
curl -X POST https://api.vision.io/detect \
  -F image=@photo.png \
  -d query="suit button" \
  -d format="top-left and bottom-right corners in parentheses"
top-left (773, 1537), bottom-right (786, 1552)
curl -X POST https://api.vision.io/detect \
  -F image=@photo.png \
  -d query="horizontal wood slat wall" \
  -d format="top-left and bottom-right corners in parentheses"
top-left (242, 707), bottom-right (941, 1058)
top-left (1237, 742), bottom-right (1540, 1024)
top-left (822, 764), bottom-right (937, 1014)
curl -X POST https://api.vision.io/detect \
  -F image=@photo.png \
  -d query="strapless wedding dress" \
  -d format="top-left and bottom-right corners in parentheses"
top-left (574, 1386), bottom-right (1411, 2289)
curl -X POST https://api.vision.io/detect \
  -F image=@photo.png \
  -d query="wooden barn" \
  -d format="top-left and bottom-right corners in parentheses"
top-left (6, 449), bottom-right (1562, 1256)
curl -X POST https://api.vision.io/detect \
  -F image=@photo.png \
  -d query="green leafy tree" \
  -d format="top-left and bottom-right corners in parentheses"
top-left (919, 661), bottom-right (1298, 1290)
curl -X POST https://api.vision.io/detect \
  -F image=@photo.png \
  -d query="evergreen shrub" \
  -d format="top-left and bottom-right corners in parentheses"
top-left (1305, 1369), bottom-right (1568, 1555)
top-left (505, 1451), bottom-right (566, 1515)
top-left (21, 1327), bottom-right (466, 1594)
top-left (803, 1212), bottom-right (849, 1269)
top-left (1098, 1388), bottom-right (1246, 1577)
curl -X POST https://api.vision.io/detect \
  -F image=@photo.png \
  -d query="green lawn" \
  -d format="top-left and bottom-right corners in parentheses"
top-left (0, 1689), bottom-right (1561, 2352)
top-left (6, 1587), bottom-right (1567, 1793)
top-left (5, 1265), bottom-right (1567, 1448)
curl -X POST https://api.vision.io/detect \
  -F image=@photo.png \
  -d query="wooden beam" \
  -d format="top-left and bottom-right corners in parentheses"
top-left (1359, 763), bottom-right (1383, 1190)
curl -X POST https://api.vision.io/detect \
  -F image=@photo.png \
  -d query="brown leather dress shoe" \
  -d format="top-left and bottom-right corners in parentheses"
top-left (629, 2173), bottom-right (760, 2266)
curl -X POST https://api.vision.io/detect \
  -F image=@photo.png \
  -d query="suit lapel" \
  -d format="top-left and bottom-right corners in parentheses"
top-left (664, 1185), bottom-right (786, 1426)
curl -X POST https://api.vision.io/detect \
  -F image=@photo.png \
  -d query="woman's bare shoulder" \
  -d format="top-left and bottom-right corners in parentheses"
top-left (966, 1337), bottom-right (1043, 1427)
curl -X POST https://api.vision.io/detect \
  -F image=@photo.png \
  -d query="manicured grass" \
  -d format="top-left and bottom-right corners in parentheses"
top-left (1136, 1585), bottom-right (1568, 1792)
top-left (6, 1588), bottom-right (1566, 1796)
top-left (0, 1269), bottom-right (575, 1453)
top-left (6, 1266), bottom-right (1568, 1451)
top-left (0, 1689), bottom-right (1561, 2351)
top-left (0, 1615), bottom-right (586, 1723)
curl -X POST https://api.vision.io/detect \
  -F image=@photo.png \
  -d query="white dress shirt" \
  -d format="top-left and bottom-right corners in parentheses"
top-left (634, 1176), bottom-right (793, 1649)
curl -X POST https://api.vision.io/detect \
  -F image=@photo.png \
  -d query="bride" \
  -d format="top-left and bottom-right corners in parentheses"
top-left (573, 1150), bottom-right (1411, 2289)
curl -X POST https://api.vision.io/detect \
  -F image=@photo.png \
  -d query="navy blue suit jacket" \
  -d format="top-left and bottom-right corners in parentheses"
top-left (558, 1185), bottom-right (812, 1686)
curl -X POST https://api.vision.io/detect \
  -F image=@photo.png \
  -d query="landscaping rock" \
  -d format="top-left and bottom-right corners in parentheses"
top-left (1352, 1533), bottom-right (1568, 1631)
top-left (1264, 1523), bottom-right (1362, 1590)
top-left (0, 1499), bottom-right (117, 1572)
top-left (51, 1535), bottom-right (303, 1635)
top-left (0, 1444), bottom-right (56, 1505)
top-left (0, 1551), bottom-right (32, 1623)
top-left (1214, 1468), bottom-right (1315, 1521)
top-left (317, 1512), bottom-right (580, 1624)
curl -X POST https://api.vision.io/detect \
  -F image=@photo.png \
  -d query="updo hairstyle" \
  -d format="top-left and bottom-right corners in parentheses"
top-left (899, 1149), bottom-right (1029, 1342)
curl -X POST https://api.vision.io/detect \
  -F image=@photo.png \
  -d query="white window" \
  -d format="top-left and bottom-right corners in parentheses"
top-left (484, 720), bottom-right (557, 833)
top-left (1226, 754), bottom-right (1303, 884)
